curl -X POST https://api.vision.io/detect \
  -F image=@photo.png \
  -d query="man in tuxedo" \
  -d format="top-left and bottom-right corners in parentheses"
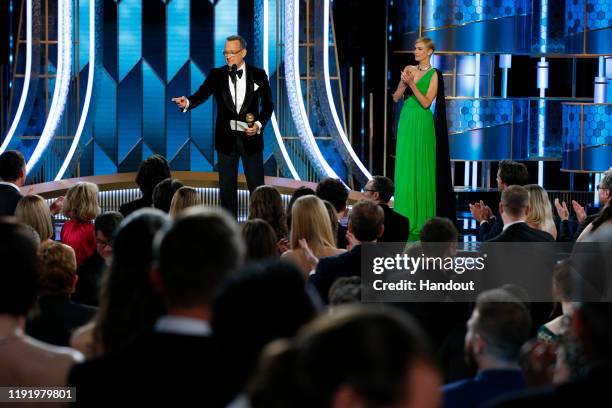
top-left (488, 185), bottom-right (554, 242)
top-left (363, 175), bottom-right (409, 242)
top-left (309, 199), bottom-right (384, 303)
top-left (68, 207), bottom-right (245, 405)
top-left (470, 160), bottom-right (529, 241)
top-left (0, 150), bottom-right (26, 216)
top-left (172, 35), bottom-right (274, 217)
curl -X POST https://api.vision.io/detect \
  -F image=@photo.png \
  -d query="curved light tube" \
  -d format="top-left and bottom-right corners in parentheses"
top-left (0, 0), bottom-right (32, 154)
top-left (263, 0), bottom-right (299, 180)
top-left (284, 0), bottom-right (339, 180)
top-left (56, 0), bottom-right (94, 180)
top-left (322, 0), bottom-right (371, 181)
top-left (26, 0), bottom-right (72, 174)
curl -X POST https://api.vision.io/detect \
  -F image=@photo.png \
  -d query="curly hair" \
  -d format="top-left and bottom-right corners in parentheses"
top-left (249, 185), bottom-right (288, 240)
top-left (62, 182), bottom-right (100, 222)
top-left (38, 241), bottom-right (77, 296)
top-left (135, 154), bottom-right (171, 199)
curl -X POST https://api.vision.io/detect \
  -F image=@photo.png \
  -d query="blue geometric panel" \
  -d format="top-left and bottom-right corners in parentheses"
top-left (215, 0), bottom-right (238, 68)
top-left (118, 140), bottom-right (143, 172)
top-left (117, 62), bottom-right (142, 163)
top-left (167, 0), bottom-right (189, 81)
top-left (143, 0), bottom-right (167, 81)
top-left (170, 140), bottom-right (190, 170)
top-left (79, 0), bottom-right (91, 72)
top-left (143, 60), bottom-right (166, 156)
top-left (142, 142), bottom-right (154, 163)
top-left (118, 0), bottom-right (142, 81)
top-left (93, 69), bottom-right (118, 163)
top-left (166, 62), bottom-right (191, 161)
top-left (190, 0), bottom-right (215, 73)
top-left (103, 0), bottom-right (118, 80)
top-left (189, 61), bottom-right (215, 165)
top-left (190, 141), bottom-right (213, 172)
top-left (93, 141), bottom-right (117, 175)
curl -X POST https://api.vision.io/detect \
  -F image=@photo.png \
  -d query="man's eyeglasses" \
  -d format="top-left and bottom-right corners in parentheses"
top-left (364, 189), bottom-right (377, 193)
top-left (223, 49), bottom-right (243, 57)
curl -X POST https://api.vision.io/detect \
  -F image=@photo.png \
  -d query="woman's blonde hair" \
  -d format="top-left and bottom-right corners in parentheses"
top-left (290, 195), bottom-right (336, 253)
top-left (415, 36), bottom-right (435, 52)
top-left (63, 182), bottom-right (100, 222)
top-left (15, 194), bottom-right (54, 242)
top-left (169, 186), bottom-right (202, 217)
top-left (525, 184), bottom-right (556, 239)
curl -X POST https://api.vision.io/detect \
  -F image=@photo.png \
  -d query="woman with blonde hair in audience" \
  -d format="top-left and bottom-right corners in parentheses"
top-left (168, 186), bottom-right (202, 217)
top-left (248, 185), bottom-right (288, 242)
top-left (525, 184), bottom-right (557, 240)
top-left (61, 182), bottom-right (101, 266)
top-left (15, 194), bottom-right (54, 244)
top-left (281, 195), bottom-right (345, 276)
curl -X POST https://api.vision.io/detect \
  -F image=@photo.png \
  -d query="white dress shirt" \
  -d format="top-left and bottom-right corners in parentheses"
top-left (0, 181), bottom-right (21, 192)
top-left (154, 315), bottom-right (212, 337)
top-left (502, 220), bottom-right (526, 231)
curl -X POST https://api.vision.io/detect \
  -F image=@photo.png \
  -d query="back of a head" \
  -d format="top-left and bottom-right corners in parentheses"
top-left (94, 211), bottom-right (124, 240)
top-left (501, 185), bottom-right (529, 217)
top-left (371, 176), bottom-right (394, 203)
top-left (349, 199), bottom-right (384, 242)
top-left (135, 154), bottom-right (171, 198)
top-left (316, 178), bottom-right (348, 213)
top-left (290, 195), bottom-right (336, 250)
top-left (322, 200), bottom-right (339, 244)
top-left (249, 185), bottom-right (287, 238)
top-left (157, 206), bottom-right (245, 308)
top-left (168, 186), bottom-right (202, 217)
top-left (95, 208), bottom-right (170, 352)
top-left (0, 150), bottom-right (25, 182)
top-left (287, 186), bottom-right (316, 230)
top-left (474, 288), bottom-right (532, 362)
top-left (38, 241), bottom-right (77, 297)
top-left (329, 276), bottom-right (362, 306)
top-left (0, 219), bottom-right (39, 316)
top-left (420, 217), bottom-right (457, 243)
top-left (242, 219), bottom-right (278, 261)
top-left (153, 178), bottom-right (184, 213)
top-left (498, 160), bottom-right (529, 187)
top-left (250, 305), bottom-right (433, 408)
top-left (15, 194), bottom-right (54, 242)
top-left (524, 184), bottom-right (554, 229)
top-left (62, 182), bottom-right (100, 222)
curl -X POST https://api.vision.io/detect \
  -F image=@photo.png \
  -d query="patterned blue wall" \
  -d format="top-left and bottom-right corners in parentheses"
top-left (78, 0), bottom-right (257, 177)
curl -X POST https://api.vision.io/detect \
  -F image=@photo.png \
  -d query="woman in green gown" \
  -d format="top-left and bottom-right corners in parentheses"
top-left (393, 37), bottom-right (455, 238)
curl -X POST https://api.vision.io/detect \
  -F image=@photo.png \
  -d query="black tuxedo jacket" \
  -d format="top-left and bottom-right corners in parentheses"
top-left (0, 184), bottom-right (23, 216)
top-left (477, 213), bottom-right (504, 242)
top-left (487, 222), bottom-right (555, 242)
top-left (69, 330), bottom-right (231, 406)
top-left (378, 204), bottom-right (410, 243)
top-left (187, 64), bottom-right (274, 155)
top-left (310, 245), bottom-right (362, 304)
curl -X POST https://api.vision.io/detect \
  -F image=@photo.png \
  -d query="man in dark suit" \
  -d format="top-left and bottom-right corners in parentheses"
top-left (0, 150), bottom-right (26, 216)
top-left (487, 185), bottom-right (554, 243)
top-left (172, 35), bottom-right (274, 217)
top-left (68, 207), bottom-right (245, 405)
top-left (363, 175), bottom-right (409, 242)
top-left (470, 160), bottom-right (529, 241)
top-left (309, 199), bottom-right (384, 303)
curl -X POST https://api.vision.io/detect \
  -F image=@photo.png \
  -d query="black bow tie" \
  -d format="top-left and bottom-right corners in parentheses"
top-left (231, 69), bottom-right (243, 79)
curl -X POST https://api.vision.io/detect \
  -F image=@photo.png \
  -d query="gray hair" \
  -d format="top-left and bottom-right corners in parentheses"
top-left (226, 35), bottom-right (247, 50)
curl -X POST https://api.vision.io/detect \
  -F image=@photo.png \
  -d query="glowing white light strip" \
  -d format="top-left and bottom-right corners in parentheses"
top-left (322, 0), bottom-right (371, 181)
top-left (26, 0), bottom-right (72, 174)
top-left (0, 0), bottom-right (32, 154)
top-left (285, 0), bottom-right (339, 179)
top-left (56, 0), bottom-right (94, 180)
top-left (263, 0), bottom-right (299, 180)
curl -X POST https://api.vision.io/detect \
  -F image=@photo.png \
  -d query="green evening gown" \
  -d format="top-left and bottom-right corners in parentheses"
top-left (394, 68), bottom-right (436, 239)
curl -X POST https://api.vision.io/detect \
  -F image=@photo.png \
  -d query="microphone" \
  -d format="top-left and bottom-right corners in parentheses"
top-left (230, 64), bottom-right (238, 83)
top-left (246, 113), bottom-right (255, 128)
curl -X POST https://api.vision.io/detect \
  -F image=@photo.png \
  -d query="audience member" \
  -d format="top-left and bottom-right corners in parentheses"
top-left (152, 178), bottom-right (184, 213)
top-left (26, 242), bottom-right (96, 347)
top-left (248, 305), bottom-right (441, 408)
top-left (282, 195), bottom-right (345, 276)
top-left (212, 260), bottom-right (316, 400)
top-left (168, 186), bottom-right (202, 217)
top-left (363, 175), bottom-right (410, 242)
top-left (537, 260), bottom-right (574, 344)
top-left (524, 184), bottom-right (557, 240)
top-left (69, 206), bottom-right (244, 405)
top-left (119, 154), bottom-right (171, 217)
top-left (470, 160), bottom-right (529, 241)
top-left (328, 276), bottom-right (362, 307)
top-left (309, 199), bottom-right (383, 303)
top-left (286, 186), bottom-right (315, 230)
top-left (73, 212), bottom-right (124, 306)
top-left (61, 182), bottom-right (101, 266)
top-left (15, 194), bottom-right (54, 243)
top-left (70, 209), bottom-right (169, 358)
top-left (488, 185), bottom-right (555, 242)
top-left (0, 219), bottom-right (83, 386)
top-left (316, 178), bottom-right (349, 248)
top-left (0, 150), bottom-right (26, 215)
top-left (248, 185), bottom-right (288, 242)
top-left (322, 200), bottom-right (339, 246)
top-left (242, 219), bottom-right (279, 261)
top-left (442, 288), bottom-right (531, 408)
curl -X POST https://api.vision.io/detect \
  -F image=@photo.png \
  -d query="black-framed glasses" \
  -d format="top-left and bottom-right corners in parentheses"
top-left (364, 189), bottom-right (377, 193)
top-left (223, 49), bottom-right (243, 57)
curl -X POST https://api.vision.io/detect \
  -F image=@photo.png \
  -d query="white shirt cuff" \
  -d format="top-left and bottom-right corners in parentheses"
top-left (182, 99), bottom-right (190, 113)
top-left (255, 121), bottom-right (262, 134)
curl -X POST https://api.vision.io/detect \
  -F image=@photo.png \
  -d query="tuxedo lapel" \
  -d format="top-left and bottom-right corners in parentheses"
top-left (239, 67), bottom-right (255, 116)
top-left (221, 67), bottom-right (237, 114)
